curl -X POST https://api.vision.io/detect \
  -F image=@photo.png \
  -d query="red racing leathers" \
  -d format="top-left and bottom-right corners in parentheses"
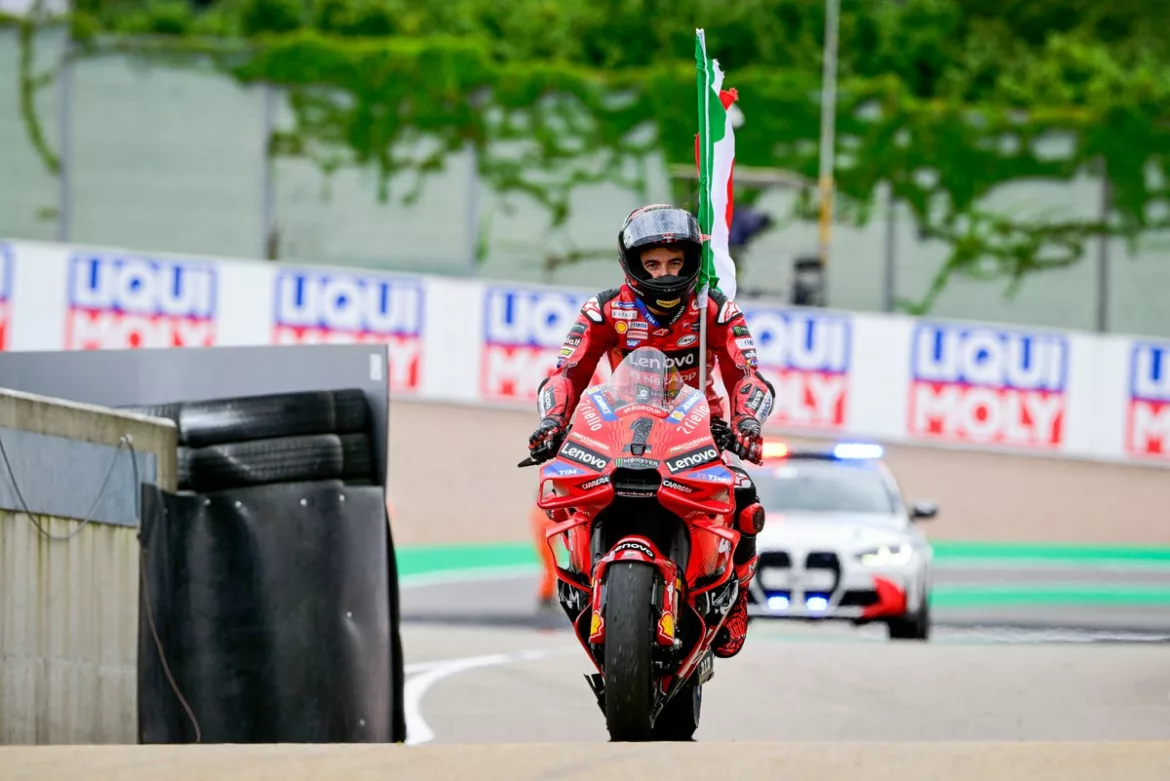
top-left (533, 283), bottom-right (774, 658)
top-left (536, 285), bottom-right (775, 443)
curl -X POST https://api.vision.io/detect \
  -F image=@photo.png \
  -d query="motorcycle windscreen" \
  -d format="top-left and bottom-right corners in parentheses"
top-left (602, 346), bottom-right (689, 412)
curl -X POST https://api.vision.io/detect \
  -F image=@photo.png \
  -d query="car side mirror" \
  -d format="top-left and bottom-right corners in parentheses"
top-left (910, 501), bottom-right (938, 521)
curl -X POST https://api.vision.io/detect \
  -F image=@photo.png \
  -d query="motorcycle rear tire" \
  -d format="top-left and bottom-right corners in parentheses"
top-left (602, 561), bottom-right (657, 742)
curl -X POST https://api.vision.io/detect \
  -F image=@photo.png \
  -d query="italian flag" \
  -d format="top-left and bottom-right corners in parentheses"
top-left (694, 28), bottom-right (738, 304)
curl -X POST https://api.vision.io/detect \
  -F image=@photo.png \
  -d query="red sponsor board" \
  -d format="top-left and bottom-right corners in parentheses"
top-left (0, 245), bottom-right (11, 350)
top-left (1126, 342), bottom-right (1170, 458)
top-left (66, 253), bottom-right (217, 349)
top-left (480, 287), bottom-right (609, 404)
top-left (272, 269), bottom-right (424, 393)
top-left (740, 306), bottom-right (851, 429)
top-left (908, 324), bottom-right (1068, 448)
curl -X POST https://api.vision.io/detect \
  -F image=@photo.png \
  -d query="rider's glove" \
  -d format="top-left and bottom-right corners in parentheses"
top-left (731, 415), bottom-right (763, 464)
top-left (528, 415), bottom-right (567, 462)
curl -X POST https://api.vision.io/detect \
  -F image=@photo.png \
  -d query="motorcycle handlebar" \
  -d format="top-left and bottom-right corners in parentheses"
top-left (520, 419), bottom-right (740, 468)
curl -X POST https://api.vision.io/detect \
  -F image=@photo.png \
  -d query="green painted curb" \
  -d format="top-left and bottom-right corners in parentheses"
top-left (929, 541), bottom-right (1170, 564)
top-left (395, 540), bottom-right (1170, 578)
top-left (931, 586), bottom-right (1170, 607)
top-left (395, 543), bottom-right (539, 578)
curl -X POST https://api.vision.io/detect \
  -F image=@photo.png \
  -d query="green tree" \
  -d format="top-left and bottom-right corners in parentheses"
top-left (8, 0), bottom-right (1170, 310)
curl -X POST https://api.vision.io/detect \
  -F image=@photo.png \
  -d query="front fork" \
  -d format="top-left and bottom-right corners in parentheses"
top-left (586, 536), bottom-right (681, 651)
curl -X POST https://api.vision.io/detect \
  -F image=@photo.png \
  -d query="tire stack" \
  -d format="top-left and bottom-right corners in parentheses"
top-left (119, 389), bottom-right (377, 493)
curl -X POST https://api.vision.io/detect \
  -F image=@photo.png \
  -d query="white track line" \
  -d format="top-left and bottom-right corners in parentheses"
top-left (404, 648), bottom-right (567, 745)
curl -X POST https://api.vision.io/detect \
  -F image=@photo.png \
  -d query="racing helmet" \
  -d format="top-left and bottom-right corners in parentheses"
top-left (617, 204), bottom-right (703, 312)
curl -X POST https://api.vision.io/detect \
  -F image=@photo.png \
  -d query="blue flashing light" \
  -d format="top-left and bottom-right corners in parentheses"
top-left (805, 595), bottom-right (829, 611)
top-left (767, 595), bottom-right (790, 610)
top-left (832, 442), bottom-right (884, 460)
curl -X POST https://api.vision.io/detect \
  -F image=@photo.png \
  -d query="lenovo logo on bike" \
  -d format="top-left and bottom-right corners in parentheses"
top-left (740, 306), bottom-right (851, 430)
top-left (560, 443), bottom-right (610, 471)
top-left (1125, 341), bottom-right (1170, 458)
top-left (613, 540), bottom-right (655, 560)
top-left (273, 269), bottom-right (423, 392)
top-left (66, 253), bottom-right (217, 350)
top-left (908, 323), bottom-right (1067, 449)
top-left (0, 246), bottom-right (10, 350)
top-left (480, 287), bottom-right (610, 403)
top-left (666, 445), bottom-right (720, 474)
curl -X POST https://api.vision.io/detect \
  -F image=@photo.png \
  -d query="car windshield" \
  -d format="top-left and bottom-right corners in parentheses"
top-left (753, 461), bottom-right (897, 515)
top-left (596, 346), bottom-right (690, 412)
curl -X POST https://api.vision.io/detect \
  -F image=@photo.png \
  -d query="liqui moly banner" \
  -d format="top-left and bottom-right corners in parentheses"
top-left (908, 323), bottom-right (1068, 449)
top-left (742, 306), bottom-right (851, 430)
top-left (0, 244), bottom-right (11, 351)
top-left (272, 268), bottom-right (424, 392)
top-left (66, 252), bottom-right (218, 349)
top-left (1126, 341), bottom-right (1170, 458)
top-left (7, 237), bottom-right (1170, 468)
top-left (480, 286), bottom-right (610, 403)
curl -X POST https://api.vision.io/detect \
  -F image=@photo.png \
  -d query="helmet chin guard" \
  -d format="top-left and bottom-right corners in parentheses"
top-left (617, 204), bottom-right (703, 310)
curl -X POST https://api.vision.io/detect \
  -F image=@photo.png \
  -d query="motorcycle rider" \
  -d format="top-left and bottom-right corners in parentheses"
top-left (527, 203), bottom-right (775, 659)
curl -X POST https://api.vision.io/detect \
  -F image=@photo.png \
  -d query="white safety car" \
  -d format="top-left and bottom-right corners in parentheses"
top-left (744, 440), bottom-right (938, 640)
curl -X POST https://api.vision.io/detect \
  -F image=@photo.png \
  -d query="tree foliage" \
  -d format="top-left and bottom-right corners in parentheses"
top-left (9, 0), bottom-right (1170, 310)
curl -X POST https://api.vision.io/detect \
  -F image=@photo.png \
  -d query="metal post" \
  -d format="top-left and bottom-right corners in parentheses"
top-left (260, 83), bottom-right (276, 260)
top-left (816, 0), bottom-right (840, 299)
top-left (467, 145), bottom-right (480, 272)
top-left (57, 31), bottom-right (74, 243)
top-left (884, 183), bottom-right (896, 312)
top-left (1096, 157), bottom-right (1110, 333)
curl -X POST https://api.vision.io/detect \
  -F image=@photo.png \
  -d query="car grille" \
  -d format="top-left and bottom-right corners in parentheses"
top-left (751, 550), bottom-right (842, 606)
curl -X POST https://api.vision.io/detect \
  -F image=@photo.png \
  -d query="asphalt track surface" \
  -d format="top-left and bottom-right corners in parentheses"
top-left (6, 564), bottom-right (1170, 780)
top-left (398, 565), bottom-right (1170, 748)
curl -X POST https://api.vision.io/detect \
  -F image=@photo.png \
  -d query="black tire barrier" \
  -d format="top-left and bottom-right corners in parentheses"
top-left (120, 390), bottom-right (377, 493)
top-left (138, 480), bottom-right (398, 743)
top-left (187, 434), bottom-right (348, 492)
top-left (119, 388), bottom-right (371, 449)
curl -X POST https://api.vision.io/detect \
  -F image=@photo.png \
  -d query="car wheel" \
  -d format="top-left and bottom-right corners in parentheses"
top-left (886, 592), bottom-right (930, 641)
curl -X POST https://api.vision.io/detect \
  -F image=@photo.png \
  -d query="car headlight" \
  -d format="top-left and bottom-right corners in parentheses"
top-left (856, 543), bottom-right (913, 566)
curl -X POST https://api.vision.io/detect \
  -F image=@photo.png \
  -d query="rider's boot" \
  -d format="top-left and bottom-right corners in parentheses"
top-left (713, 465), bottom-right (766, 658)
top-left (712, 534), bottom-right (758, 658)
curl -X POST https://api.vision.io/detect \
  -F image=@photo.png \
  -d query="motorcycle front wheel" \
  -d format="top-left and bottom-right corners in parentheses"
top-left (602, 561), bottom-right (657, 741)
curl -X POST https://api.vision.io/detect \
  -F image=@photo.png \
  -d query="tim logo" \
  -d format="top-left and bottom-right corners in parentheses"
top-left (908, 324), bottom-right (1067, 448)
top-left (0, 245), bottom-right (11, 351)
top-left (66, 254), bottom-right (217, 350)
top-left (741, 307), bottom-right (851, 429)
top-left (1126, 342), bottom-right (1170, 458)
top-left (273, 269), bottom-right (424, 392)
top-left (480, 287), bottom-right (610, 403)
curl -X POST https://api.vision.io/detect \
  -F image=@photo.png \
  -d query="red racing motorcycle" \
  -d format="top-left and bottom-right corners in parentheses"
top-left (519, 346), bottom-right (764, 741)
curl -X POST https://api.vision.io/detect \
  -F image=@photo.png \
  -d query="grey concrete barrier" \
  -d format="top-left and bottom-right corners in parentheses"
top-left (0, 388), bottom-right (177, 745)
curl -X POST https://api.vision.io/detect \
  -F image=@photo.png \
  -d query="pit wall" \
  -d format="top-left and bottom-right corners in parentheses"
top-left (2, 236), bottom-right (1169, 468)
top-left (0, 388), bottom-right (178, 745)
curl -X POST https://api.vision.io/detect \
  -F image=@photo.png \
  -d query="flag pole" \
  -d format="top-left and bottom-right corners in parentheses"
top-left (694, 29), bottom-right (736, 401)
top-left (696, 29), bottom-right (712, 396)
